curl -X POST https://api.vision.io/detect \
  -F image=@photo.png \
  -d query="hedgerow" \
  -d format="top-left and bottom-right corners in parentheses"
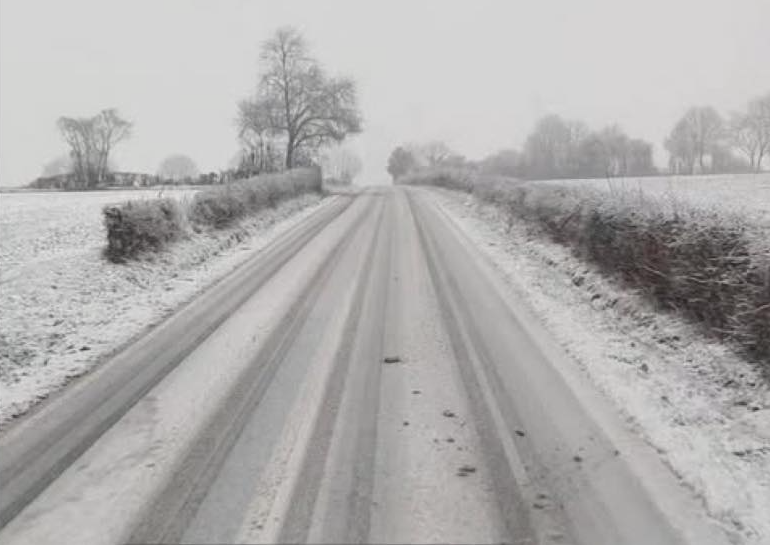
top-left (103, 167), bottom-right (322, 262)
top-left (399, 169), bottom-right (770, 365)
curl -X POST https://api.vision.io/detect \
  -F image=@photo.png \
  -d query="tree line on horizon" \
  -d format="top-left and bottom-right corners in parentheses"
top-left (388, 91), bottom-right (770, 182)
top-left (33, 27), bottom-right (363, 190)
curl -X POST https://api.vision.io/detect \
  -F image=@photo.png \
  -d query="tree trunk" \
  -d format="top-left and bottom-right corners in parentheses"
top-left (285, 137), bottom-right (294, 169)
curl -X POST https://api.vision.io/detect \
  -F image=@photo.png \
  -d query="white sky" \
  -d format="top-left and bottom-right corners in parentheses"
top-left (1, 0), bottom-right (769, 186)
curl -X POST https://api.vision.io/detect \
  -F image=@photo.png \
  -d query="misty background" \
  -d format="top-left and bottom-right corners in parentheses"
top-left (1, 0), bottom-right (769, 187)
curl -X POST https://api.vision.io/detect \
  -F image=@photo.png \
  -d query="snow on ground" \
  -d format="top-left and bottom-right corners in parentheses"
top-left (0, 191), bottom-right (327, 427)
top-left (539, 173), bottom-right (770, 230)
top-left (0, 189), bottom-right (199, 284)
top-left (431, 188), bottom-right (770, 544)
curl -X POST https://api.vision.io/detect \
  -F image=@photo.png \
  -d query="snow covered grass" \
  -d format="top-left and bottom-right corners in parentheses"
top-left (0, 188), bottom-right (199, 284)
top-left (540, 173), bottom-right (770, 225)
top-left (432, 188), bottom-right (770, 544)
top-left (0, 190), bottom-right (327, 426)
top-left (400, 170), bottom-right (770, 365)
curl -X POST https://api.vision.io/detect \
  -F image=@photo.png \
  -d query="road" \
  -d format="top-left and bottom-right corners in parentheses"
top-left (0, 187), bottom-right (732, 544)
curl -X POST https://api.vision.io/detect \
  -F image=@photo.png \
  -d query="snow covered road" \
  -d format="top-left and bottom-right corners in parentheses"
top-left (0, 187), bottom-right (736, 544)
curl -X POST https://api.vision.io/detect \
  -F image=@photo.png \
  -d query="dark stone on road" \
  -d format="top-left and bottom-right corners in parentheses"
top-left (457, 464), bottom-right (477, 477)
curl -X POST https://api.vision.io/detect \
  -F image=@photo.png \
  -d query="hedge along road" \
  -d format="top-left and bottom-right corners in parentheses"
top-left (0, 187), bottom-right (735, 545)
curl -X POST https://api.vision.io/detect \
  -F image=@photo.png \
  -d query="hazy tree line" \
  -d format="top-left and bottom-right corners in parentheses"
top-left (389, 91), bottom-right (770, 181)
top-left (52, 109), bottom-right (132, 188)
top-left (388, 120), bottom-right (656, 181)
top-left (35, 27), bottom-right (361, 189)
top-left (319, 146), bottom-right (363, 185)
top-left (666, 93), bottom-right (770, 174)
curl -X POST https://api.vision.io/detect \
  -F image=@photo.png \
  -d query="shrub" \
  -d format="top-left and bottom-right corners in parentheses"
top-left (103, 167), bottom-right (322, 262)
top-left (103, 198), bottom-right (185, 262)
top-left (188, 167), bottom-right (321, 228)
top-left (404, 168), bottom-right (770, 365)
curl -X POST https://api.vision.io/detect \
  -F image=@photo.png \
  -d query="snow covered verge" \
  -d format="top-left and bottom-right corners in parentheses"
top-left (0, 193), bottom-right (328, 428)
top-left (429, 188), bottom-right (770, 544)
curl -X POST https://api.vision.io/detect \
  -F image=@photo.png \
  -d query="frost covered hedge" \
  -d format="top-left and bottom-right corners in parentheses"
top-left (103, 198), bottom-right (186, 262)
top-left (104, 167), bottom-right (322, 262)
top-left (400, 169), bottom-right (770, 364)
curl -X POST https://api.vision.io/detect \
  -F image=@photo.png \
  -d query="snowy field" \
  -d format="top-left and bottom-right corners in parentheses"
top-left (0, 189), bottom-right (199, 284)
top-left (0, 190), bottom-right (326, 425)
top-left (434, 188), bottom-right (770, 544)
top-left (538, 173), bottom-right (770, 229)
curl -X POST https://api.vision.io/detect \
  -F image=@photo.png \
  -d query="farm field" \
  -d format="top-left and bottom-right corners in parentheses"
top-left (538, 173), bottom-right (770, 228)
top-left (0, 188), bottom-right (326, 424)
top-left (0, 189), bottom-right (200, 284)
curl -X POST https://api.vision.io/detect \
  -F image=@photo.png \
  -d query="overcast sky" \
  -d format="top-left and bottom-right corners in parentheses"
top-left (1, 0), bottom-right (769, 186)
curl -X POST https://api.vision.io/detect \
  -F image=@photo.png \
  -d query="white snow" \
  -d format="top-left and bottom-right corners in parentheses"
top-left (430, 188), bottom-right (770, 544)
top-left (0, 191), bottom-right (327, 427)
top-left (538, 173), bottom-right (770, 224)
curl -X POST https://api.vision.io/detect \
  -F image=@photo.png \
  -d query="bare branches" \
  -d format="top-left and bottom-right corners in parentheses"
top-left (321, 146), bottom-right (362, 185)
top-left (241, 27), bottom-right (362, 169)
top-left (57, 109), bottom-right (132, 188)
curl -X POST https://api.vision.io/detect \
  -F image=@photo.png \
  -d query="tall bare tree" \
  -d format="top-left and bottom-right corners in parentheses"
top-left (236, 99), bottom-right (281, 174)
top-left (248, 27), bottom-right (362, 169)
top-left (664, 117), bottom-right (697, 174)
top-left (756, 92), bottom-right (770, 170)
top-left (665, 106), bottom-right (723, 174)
top-left (419, 141), bottom-right (453, 166)
top-left (732, 92), bottom-right (770, 172)
top-left (321, 147), bottom-right (363, 185)
top-left (57, 109), bottom-right (131, 188)
top-left (157, 154), bottom-right (198, 181)
top-left (387, 146), bottom-right (419, 181)
top-left (523, 115), bottom-right (588, 179)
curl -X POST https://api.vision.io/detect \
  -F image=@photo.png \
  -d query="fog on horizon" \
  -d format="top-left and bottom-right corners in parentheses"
top-left (1, 0), bottom-right (768, 187)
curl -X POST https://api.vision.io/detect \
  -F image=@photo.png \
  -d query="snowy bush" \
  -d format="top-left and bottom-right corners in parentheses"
top-left (103, 198), bottom-right (186, 262)
top-left (188, 167), bottom-right (321, 228)
top-left (103, 167), bottom-right (321, 262)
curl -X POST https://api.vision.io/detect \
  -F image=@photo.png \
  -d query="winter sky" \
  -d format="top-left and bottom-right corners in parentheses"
top-left (1, 0), bottom-right (769, 186)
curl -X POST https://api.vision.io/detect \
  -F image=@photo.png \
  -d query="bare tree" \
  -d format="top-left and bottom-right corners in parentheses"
top-left (626, 138), bottom-right (656, 176)
top-left (756, 92), bottom-right (770, 170)
top-left (664, 118), bottom-right (697, 174)
top-left (250, 27), bottom-right (362, 169)
top-left (420, 141), bottom-right (453, 166)
top-left (387, 146), bottom-right (419, 181)
top-left (57, 109), bottom-right (131, 188)
top-left (157, 154), bottom-right (199, 181)
top-left (321, 147), bottom-right (363, 185)
top-left (732, 92), bottom-right (770, 172)
top-left (236, 99), bottom-right (279, 174)
top-left (730, 113), bottom-right (761, 171)
top-left (665, 106), bottom-right (723, 174)
top-left (523, 115), bottom-right (588, 179)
